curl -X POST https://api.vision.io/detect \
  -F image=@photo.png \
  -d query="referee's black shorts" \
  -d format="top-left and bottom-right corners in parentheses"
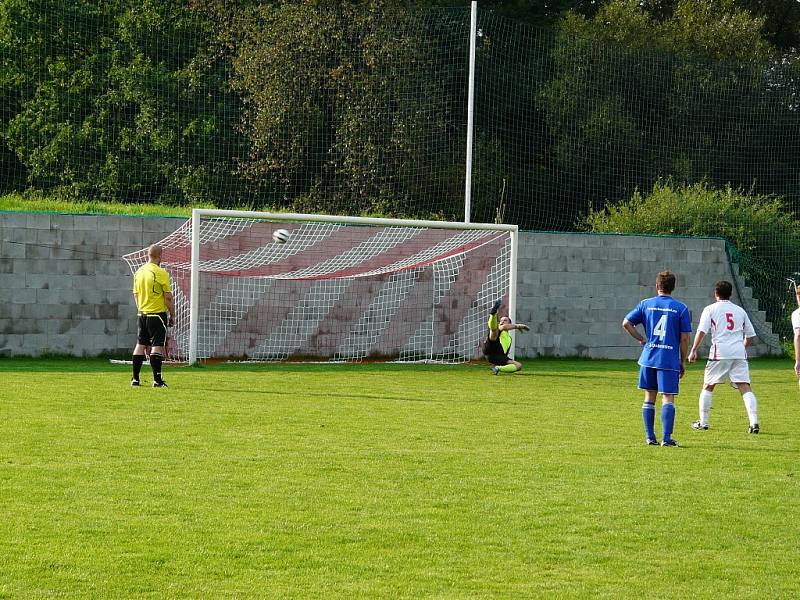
top-left (137, 312), bottom-right (168, 347)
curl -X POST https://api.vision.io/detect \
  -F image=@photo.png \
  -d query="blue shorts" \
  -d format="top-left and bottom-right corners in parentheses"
top-left (638, 366), bottom-right (680, 395)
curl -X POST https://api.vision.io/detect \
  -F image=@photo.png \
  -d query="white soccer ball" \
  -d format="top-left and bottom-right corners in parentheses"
top-left (273, 228), bottom-right (290, 244)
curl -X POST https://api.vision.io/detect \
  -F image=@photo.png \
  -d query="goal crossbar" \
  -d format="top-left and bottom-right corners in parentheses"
top-left (190, 208), bottom-right (519, 231)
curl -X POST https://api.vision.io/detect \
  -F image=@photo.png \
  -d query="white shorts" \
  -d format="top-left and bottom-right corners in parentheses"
top-left (704, 359), bottom-right (751, 385)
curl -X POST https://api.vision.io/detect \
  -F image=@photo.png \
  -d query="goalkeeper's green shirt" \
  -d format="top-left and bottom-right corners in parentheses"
top-left (133, 263), bottom-right (172, 314)
top-left (487, 316), bottom-right (513, 354)
top-left (498, 330), bottom-right (512, 354)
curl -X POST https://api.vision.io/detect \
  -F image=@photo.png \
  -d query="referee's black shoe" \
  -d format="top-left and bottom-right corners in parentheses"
top-left (131, 378), bottom-right (140, 387)
top-left (153, 380), bottom-right (169, 388)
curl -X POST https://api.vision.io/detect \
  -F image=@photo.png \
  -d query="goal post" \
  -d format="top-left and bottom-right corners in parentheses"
top-left (125, 208), bottom-right (518, 365)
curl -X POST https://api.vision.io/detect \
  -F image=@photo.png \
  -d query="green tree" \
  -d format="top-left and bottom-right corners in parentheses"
top-left (1, 0), bottom-right (243, 204)
top-left (533, 0), bottom-right (797, 230)
top-left (226, 2), bottom-right (467, 217)
top-left (635, 0), bottom-right (800, 53)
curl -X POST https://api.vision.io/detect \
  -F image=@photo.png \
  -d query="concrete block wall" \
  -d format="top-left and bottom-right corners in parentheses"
top-left (0, 212), bottom-right (185, 357)
top-left (0, 212), bottom-right (780, 358)
top-left (513, 232), bottom-right (778, 359)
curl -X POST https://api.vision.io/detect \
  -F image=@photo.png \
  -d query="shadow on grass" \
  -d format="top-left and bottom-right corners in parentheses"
top-left (195, 387), bottom-right (447, 403)
top-left (0, 357), bottom-right (122, 373)
top-left (1, 356), bottom-right (790, 376)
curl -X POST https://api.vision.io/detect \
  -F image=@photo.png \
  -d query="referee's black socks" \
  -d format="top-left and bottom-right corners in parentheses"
top-left (132, 354), bottom-right (146, 381)
top-left (150, 352), bottom-right (164, 383)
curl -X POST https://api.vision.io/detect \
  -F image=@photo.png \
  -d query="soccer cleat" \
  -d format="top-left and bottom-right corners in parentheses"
top-left (130, 378), bottom-right (140, 387)
top-left (748, 424), bottom-right (759, 434)
top-left (691, 420), bottom-right (708, 431)
top-left (490, 298), bottom-right (503, 315)
top-left (152, 380), bottom-right (169, 388)
top-left (646, 438), bottom-right (659, 446)
top-left (490, 366), bottom-right (500, 376)
top-left (661, 439), bottom-right (679, 447)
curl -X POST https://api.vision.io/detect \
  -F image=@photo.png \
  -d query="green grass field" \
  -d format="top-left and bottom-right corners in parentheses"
top-left (1, 358), bottom-right (798, 598)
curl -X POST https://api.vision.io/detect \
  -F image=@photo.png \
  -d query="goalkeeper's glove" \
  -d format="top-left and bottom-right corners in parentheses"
top-left (516, 323), bottom-right (530, 332)
top-left (490, 298), bottom-right (503, 315)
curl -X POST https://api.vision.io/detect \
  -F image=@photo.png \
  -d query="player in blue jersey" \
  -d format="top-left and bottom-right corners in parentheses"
top-left (623, 271), bottom-right (692, 447)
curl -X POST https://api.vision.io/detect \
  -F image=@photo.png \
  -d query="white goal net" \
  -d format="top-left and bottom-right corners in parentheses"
top-left (123, 210), bottom-right (517, 364)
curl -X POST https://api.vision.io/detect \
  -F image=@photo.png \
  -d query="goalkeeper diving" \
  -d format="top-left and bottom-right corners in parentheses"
top-left (482, 298), bottom-right (529, 375)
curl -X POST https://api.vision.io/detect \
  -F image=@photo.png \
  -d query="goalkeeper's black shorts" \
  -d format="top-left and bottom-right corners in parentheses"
top-left (137, 312), bottom-right (168, 347)
top-left (482, 337), bottom-right (509, 366)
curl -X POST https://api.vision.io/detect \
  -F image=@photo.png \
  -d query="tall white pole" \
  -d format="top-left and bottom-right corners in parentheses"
top-left (188, 209), bottom-right (201, 365)
top-left (508, 227), bottom-right (519, 359)
top-left (464, 0), bottom-right (477, 224)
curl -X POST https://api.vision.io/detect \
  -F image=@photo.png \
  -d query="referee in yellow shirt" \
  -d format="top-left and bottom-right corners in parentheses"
top-left (132, 244), bottom-right (176, 387)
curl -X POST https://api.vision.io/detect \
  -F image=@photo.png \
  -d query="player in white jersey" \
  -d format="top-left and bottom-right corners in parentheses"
top-left (687, 280), bottom-right (760, 433)
top-left (792, 285), bottom-right (800, 385)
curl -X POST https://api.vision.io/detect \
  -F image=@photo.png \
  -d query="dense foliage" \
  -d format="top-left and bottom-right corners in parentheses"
top-left (2, 0), bottom-right (799, 216)
top-left (222, 2), bottom-right (467, 216)
top-left (0, 0), bottom-right (245, 204)
top-left (533, 0), bottom-right (800, 228)
top-left (584, 181), bottom-right (800, 257)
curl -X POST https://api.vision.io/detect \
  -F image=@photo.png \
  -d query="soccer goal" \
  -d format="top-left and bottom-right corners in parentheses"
top-left (123, 209), bottom-right (517, 364)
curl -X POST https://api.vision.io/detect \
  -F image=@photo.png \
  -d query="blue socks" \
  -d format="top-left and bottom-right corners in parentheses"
top-left (642, 403), bottom-right (656, 441)
top-left (643, 401), bottom-right (676, 443)
top-left (661, 403), bottom-right (675, 442)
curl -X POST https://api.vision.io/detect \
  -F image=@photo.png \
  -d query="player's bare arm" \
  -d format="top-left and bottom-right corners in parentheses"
top-left (688, 330), bottom-right (706, 363)
top-left (165, 291), bottom-right (175, 326)
top-left (679, 332), bottom-right (689, 377)
top-left (622, 319), bottom-right (645, 344)
top-left (794, 329), bottom-right (800, 377)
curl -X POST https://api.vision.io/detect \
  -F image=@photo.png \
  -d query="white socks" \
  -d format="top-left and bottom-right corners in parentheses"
top-left (699, 390), bottom-right (713, 426)
top-left (699, 389), bottom-right (758, 428)
top-left (742, 391), bottom-right (758, 427)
